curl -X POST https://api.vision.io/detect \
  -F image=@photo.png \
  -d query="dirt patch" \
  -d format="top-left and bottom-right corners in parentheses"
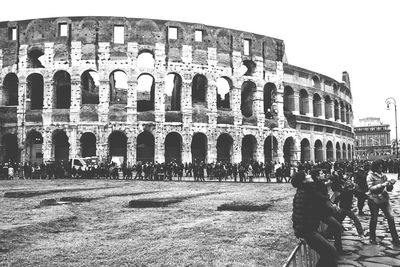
top-left (4, 186), bottom-right (120, 198)
top-left (217, 201), bottom-right (272, 211)
top-left (60, 196), bottom-right (96, 202)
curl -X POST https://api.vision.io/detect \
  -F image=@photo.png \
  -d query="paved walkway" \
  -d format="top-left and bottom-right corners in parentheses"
top-left (339, 173), bottom-right (400, 267)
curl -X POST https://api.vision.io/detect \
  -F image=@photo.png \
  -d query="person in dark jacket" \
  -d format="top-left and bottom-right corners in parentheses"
top-left (353, 167), bottom-right (368, 215)
top-left (292, 169), bottom-right (337, 267)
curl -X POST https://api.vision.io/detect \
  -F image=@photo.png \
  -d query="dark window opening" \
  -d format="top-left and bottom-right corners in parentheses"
top-left (26, 131), bottom-right (43, 165)
top-left (191, 133), bottom-right (207, 163)
top-left (192, 74), bottom-right (208, 105)
top-left (8, 27), bottom-right (17, 41)
top-left (2, 73), bottom-right (18, 106)
top-left (53, 130), bottom-right (70, 162)
top-left (241, 135), bottom-right (257, 163)
top-left (216, 77), bottom-right (231, 109)
top-left (165, 73), bottom-right (182, 111)
top-left (109, 70), bottom-right (128, 105)
top-left (2, 134), bottom-right (18, 162)
top-left (81, 70), bottom-right (99, 104)
top-left (165, 132), bottom-right (182, 163)
top-left (137, 131), bottom-right (154, 163)
top-left (284, 86), bottom-right (294, 112)
top-left (217, 134), bottom-right (233, 163)
top-left (80, 132), bottom-right (96, 158)
top-left (241, 81), bottom-right (256, 117)
top-left (264, 136), bottom-right (278, 163)
top-left (300, 139), bottom-right (310, 162)
top-left (137, 74), bottom-right (155, 112)
top-left (109, 131), bottom-right (127, 161)
top-left (313, 94), bottom-right (322, 117)
top-left (299, 90), bottom-right (309, 115)
top-left (264, 83), bottom-right (277, 118)
top-left (241, 60), bottom-right (256, 76)
top-left (27, 73), bottom-right (44, 110)
top-left (53, 71), bottom-right (71, 109)
top-left (27, 49), bottom-right (45, 68)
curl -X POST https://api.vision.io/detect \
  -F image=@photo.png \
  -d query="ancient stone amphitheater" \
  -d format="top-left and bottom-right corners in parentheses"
top-left (0, 16), bottom-right (354, 165)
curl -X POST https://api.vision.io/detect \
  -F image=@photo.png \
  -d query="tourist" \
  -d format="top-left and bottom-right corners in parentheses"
top-left (291, 167), bottom-right (337, 267)
top-left (367, 160), bottom-right (399, 245)
top-left (353, 166), bottom-right (368, 215)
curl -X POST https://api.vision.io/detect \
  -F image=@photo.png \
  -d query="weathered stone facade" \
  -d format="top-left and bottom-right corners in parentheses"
top-left (0, 17), bottom-right (355, 165)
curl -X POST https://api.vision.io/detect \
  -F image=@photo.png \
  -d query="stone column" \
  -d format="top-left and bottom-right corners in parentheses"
top-left (98, 79), bottom-right (110, 123)
top-left (207, 131), bottom-right (217, 163)
top-left (207, 78), bottom-right (218, 125)
top-left (319, 99), bottom-right (325, 119)
top-left (68, 127), bottom-right (78, 159)
top-left (42, 75), bottom-right (53, 125)
top-left (181, 80), bottom-right (192, 124)
top-left (232, 132), bottom-right (242, 163)
top-left (42, 129), bottom-right (52, 162)
top-left (293, 93), bottom-right (300, 115)
top-left (127, 78), bottom-right (137, 123)
top-left (154, 79), bottom-right (165, 123)
top-left (231, 85), bottom-right (242, 125)
top-left (70, 78), bottom-right (81, 123)
top-left (154, 124), bottom-right (164, 163)
top-left (307, 95), bottom-right (313, 117)
top-left (182, 130), bottom-right (192, 164)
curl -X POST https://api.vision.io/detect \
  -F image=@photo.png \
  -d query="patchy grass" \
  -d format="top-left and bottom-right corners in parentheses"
top-left (217, 201), bottom-right (272, 211)
top-left (0, 179), bottom-right (297, 266)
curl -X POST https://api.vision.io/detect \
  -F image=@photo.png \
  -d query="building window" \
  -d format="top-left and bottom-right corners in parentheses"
top-left (58, 23), bottom-right (68, 37)
top-left (8, 27), bottom-right (17, 41)
top-left (195, 30), bottom-right (203, 42)
top-left (243, 39), bottom-right (251, 56)
top-left (168, 27), bottom-right (178, 40)
top-left (113, 25), bottom-right (124, 44)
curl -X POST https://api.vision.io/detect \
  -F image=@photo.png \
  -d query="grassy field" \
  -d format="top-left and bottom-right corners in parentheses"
top-left (0, 179), bottom-right (297, 266)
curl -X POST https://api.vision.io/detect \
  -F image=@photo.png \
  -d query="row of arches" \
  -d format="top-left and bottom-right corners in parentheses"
top-left (300, 138), bottom-right (354, 162)
top-left (1, 71), bottom-right (277, 118)
top-left (284, 86), bottom-right (352, 124)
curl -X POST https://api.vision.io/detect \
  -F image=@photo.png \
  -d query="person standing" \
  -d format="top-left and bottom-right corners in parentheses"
top-left (367, 160), bottom-right (399, 245)
top-left (353, 166), bottom-right (368, 215)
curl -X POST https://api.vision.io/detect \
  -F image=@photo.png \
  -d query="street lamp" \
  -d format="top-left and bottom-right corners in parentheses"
top-left (386, 97), bottom-right (398, 158)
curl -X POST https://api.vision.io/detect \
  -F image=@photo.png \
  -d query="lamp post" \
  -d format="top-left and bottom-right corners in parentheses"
top-left (386, 97), bottom-right (398, 158)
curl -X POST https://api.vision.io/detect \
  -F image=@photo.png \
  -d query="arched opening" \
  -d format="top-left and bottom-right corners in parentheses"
top-left (2, 73), bottom-right (18, 106)
top-left (81, 70), bottom-right (99, 104)
top-left (264, 135), bottom-right (278, 163)
top-left (192, 74), bottom-right (208, 105)
top-left (109, 70), bottom-right (128, 105)
top-left (1, 134), bottom-right (18, 162)
top-left (217, 133), bottom-right (233, 163)
top-left (191, 133), bottom-right (207, 163)
top-left (313, 94), bottom-right (322, 117)
top-left (241, 81), bottom-right (256, 117)
top-left (300, 138), bottom-right (310, 162)
top-left (241, 135), bottom-right (257, 163)
top-left (347, 144), bottom-right (352, 160)
top-left (137, 131), bottom-right (154, 163)
top-left (284, 86), bottom-right (295, 112)
top-left (137, 51), bottom-right (155, 69)
top-left (342, 143), bottom-right (347, 160)
top-left (299, 90), bottom-right (309, 115)
top-left (340, 102), bottom-right (346, 123)
top-left (216, 77), bottom-right (231, 109)
top-left (241, 60), bottom-right (256, 76)
top-left (165, 73), bottom-right (182, 111)
top-left (346, 105), bottom-right (350, 124)
top-left (326, 141), bottom-right (334, 162)
top-left (53, 70), bottom-right (71, 109)
top-left (165, 132), bottom-right (182, 163)
top-left (336, 142), bottom-right (341, 160)
top-left (53, 130), bottom-right (69, 162)
top-left (27, 48), bottom-right (44, 68)
top-left (314, 140), bottom-right (323, 163)
top-left (109, 131), bottom-right (127, 164)
top-left (264, 83), bottom-right (277, 118)
top-left (27, 73), bottom-right (44, 110)
top-left (334, 100), bottom-right (339, 121)
top-left (80, 132), bottom-right (96, 158)
top-left (26, 130), bottom-right (43, 164)
top-left (283, 137), bottom-right (295, 164)
top-left (137, 73), bottom-right (155, 112)
top-left (324, 96), bottom-right (332, 119)
top-left (312, 76), bottom-right (320, 88)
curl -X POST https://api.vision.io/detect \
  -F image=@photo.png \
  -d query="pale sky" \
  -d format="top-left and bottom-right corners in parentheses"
top-left (2, 0), bottom-right (400, 136)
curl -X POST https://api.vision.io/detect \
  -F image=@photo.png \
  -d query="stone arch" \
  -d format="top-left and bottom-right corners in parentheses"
top-left (313, 93), bottom-right (322, 117)
top-left (109, 131), bottom-right (127, 163)
top-left (80, 132), bottom-right (96, 158)
top-left (27, 46), bottom-right (45, 68)
top-left (2, 73), bottom-right (18, 106)
top-left (312, 76), bottom-right (321, 88)
top-left (340, 101), bottom-right (345, 123)
top-left (192, 74), bottom-right (208, 106)
top-left (52, 130), bottom-right (69, 162)
top-left (217, 133), bottom-right (233, 163)
top-left (264, 82), bottom-right (277, 118)
top-left (81, 69), bottom-right (99, 104)
top-left (336, 142), bottom-right (341, 160)
top-left (26, 130), bottom-right (43, 164)
top-left (241, 60), bottom-right (256, 76)
top-left (345, 104), bottom-right (350, 124)
top-left (137, 131), bottom-right (155, 163)
top-left (27, 73), bottom-right (44, 110)
top-left (283, 137), bottom-right (296, 164)
top-left (165, 72), bottom-right (182, 111)
top-left (334, 100), bottom-right (340, 121)
top-left (241, 80), bottom-right (256, 117)
top-left (300, 138), bottom-right (311, 162)
top-left (1, 133), bottom-right (18, 162)
top-left (216, 77), bottom-right (232, 110)
top-left (53, 70), bottom-right (71, 109)
top-left (264, 135), bottom-right (278, 163)
top-left (191, 132), bottom-right (207, 163)
top-left (165, 132), bottom-right (182, 163)
top-left (109, 70), bottom-right (128, 104)
top-left (242, 134), bottom-right (257, 163)
top-left (299, 89), bottom-right (309, 115)
top-left (284, 86), bottom-right (295, 112)
top-left (137, 73), bottom-right (155, 111)
top-left (137, 50), bottom-right (155, 69)
top-left (326, 141), bottom-right (334, 162)
top-left (314, 139), bottom-right (323, 163)
top-left (324, 95), bottom-right (332, 119)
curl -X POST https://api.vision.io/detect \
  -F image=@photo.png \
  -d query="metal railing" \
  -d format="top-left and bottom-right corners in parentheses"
top-left (282, 239), bottom-right (319, 267)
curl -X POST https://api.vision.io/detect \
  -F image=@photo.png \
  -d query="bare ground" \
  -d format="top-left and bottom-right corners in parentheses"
top-left (0, 179), bottom-right (297, 266)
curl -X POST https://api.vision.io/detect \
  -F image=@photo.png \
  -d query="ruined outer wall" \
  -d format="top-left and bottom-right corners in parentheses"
top-left (0, 16), bottom-right (354, 164)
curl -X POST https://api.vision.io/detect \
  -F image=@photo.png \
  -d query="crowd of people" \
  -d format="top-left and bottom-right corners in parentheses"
top-left (291, 159), bottom-right (399, 267)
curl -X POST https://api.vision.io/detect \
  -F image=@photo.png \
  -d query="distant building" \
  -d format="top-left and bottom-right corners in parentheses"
top-left (354, 117), bottom-right (391, 159)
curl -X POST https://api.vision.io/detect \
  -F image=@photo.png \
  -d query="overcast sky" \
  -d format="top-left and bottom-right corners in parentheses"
top-left (2, 0), bottom-right (400, 136)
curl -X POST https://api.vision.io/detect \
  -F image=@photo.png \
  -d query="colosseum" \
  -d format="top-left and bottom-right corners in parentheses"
top-left (0, 16), bottom-right (354, 165)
